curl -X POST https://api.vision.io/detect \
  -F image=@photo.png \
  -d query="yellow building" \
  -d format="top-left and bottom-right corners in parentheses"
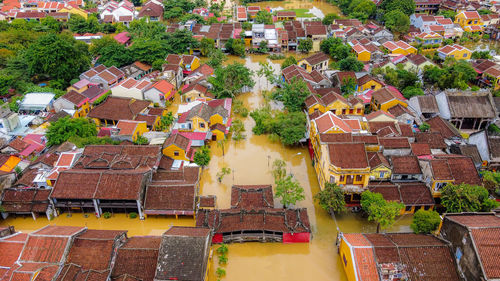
top-left (338, 233), bottom-right (379, 281)
top-left (455, 10), bottom-right (484, 32)
top-left (54, 91), bottom-right (91, 118)
top-left (60, 6), bottom-right (88, 19)
top-left (370, 87), bottom-right (408, 112)
top-left (116, 120), bottom-right (148, 142)
top-left (367, 152), bottom-right (391, 181)
top-left (351, 44), bottom-right (380, 62)
top-left (482, 64), bottom-right (500, 90)
top-left (382, 40), bottom-right (417, 55)
top-left (162, 133), bottom-right (192, 161)
top-left (357, 75), bottom-right (383, 92)
top-left (436, 44), bottom-right (472, 60)
top-left (210, 123), bottom-right (226, 141)
top-left (67, 79), bottom-right (90, 93)
top-left (276, 11), bottom-right (296, 21)
top-left (182, 55), bottom-right (201, 72)
top-left (314, 142), bottom-right (370, 191)
top-left (181, 84), bottom-right (213, 103)
top-left (297, 52), bottom-right (330, 73)
top-left (305, 91), bottom-right (365, 116)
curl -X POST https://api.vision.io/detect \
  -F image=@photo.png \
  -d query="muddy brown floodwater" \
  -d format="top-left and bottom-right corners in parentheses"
top-left (251, 0), bottom-right (343, 17)
top-left (0, 55), bottom-right (413, 281)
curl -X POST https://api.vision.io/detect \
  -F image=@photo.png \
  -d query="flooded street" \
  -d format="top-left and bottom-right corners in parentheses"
top-left (0, 55), bottom-right (413, 281)
top-left (251, 0), bottom-right (343, 17)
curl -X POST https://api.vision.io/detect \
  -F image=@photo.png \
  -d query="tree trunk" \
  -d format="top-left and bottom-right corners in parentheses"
top-left (376, 223), bottom-right (380, 234)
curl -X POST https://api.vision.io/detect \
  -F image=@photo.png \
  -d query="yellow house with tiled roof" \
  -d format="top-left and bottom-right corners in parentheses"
top-left (455, 10), bottom-right (484, 32)
top-left (59, 5), bottom-right (88, 19)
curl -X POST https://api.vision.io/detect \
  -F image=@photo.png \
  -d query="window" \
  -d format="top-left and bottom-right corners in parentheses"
top-left (356, 175), bottom-right (362, 182)
top-left (200, 123), bottom-right (205, 128)
top-left (174, 151), bottom-right (179, 156)
top-left (463, 53), bottom-right (467, 57)
top-left (371, 85), bottom-right (376, 90)
top-left (342, 109), bottom-right (346, 115)
top-left (330, 176), bottom-right (335, 183)
top-left (340, 175), bottom-right (345, 182)
top-left (349, 109), bottom-right (354, 114)
top-left (405, 206), bottom-right (412, 212)
top-left (343, 254), bottom-right (348, 266)
top-left (356, 108), bottom-right (361, 114)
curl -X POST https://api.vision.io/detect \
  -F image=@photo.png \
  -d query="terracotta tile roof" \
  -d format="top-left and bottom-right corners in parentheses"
top-left (112, 236), bottom-right (162, 281)
top-left (74, 145), bottom-right (159, 170)
top-left (372, 87), bottom-right (405, 104)
top-left (319, 133), bottom-right (353, 143)
top-left (230, 185), bottom-right (273, 209)
top-left (144, 185), bottom-right (195, 215)
top-left (1, 188), bottom-right (50, 213)
top-left (156, 227), bottom-right (211, 281)
top-left (0, 237), bottom-right (25, 268)
top-left (162, 133), bottom-right (191, 151)
top-left (88, 97), bottom-right (150, 122)
top-left (61, 91), bottom-right (88, 107)
top-left (328, 143), bottom-right (368, 169)
top-left (166, 54), bottom-right (182, 65)
top-left (415, 132), bottom-right (447, 149)
top-left (302, 52), bottom-right (329, 66)
top-left (152, 166), bottom-right (199, 185)
top-left (199, 195), bottom-right (216, 208)
top-left (470, 228), bottom-right (500, 279)
top-left (435, 155), bottom-right (481, 185)
top-left (196, 208), bottom-right (310, 234)
top-left (368, 183), bottom-right (401, 202)
top-left (66, 229), bottom-right (126, 271)
top-left (367, 152), bottom-right (389, 168)
top-left (8, 137), bottom-right (29, 152)
top-left (398, 182), bottom-right (434, 205)
top-left (391, 155), bottom-right (421, 174)
top-left (352, 135), bottom-right (379, 145)
top-left (51, 169), bottom-right (149, 200)
top-left (445, 213), bottom-right (500, 228)
top-left (426, 116), bottom-right (460, 139)
top-left (411, 143), bottom-right (431, 156)
top-left (429, 159), bottom-right (453, 180)
top-left (379, 137), bottom-right (410, 149)
top-left (20, 237), bottom-right (69, 263)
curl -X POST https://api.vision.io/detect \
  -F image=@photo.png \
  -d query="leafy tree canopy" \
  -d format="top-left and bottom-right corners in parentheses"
top-left (361, 191), bottom-right (404, 233)
top-left (193, 145), bottom-right (211, 167)
top-left (441, 183), bottom-right (499, 213)
top-left (250, 106), bottom-right (306, 145)
top-left (255, 10), bottom-right (273, 24)
top-left (281, 56), bottom-right (297, 70)
top-left (272, 78), bottom-right (310, 111)
top-left (380, 0), bottom-right (415, 16)
top-left (209, 62), bottom-right (255, 98)
top-left (314, 183), bottom-right (346, 213)
top-left (384, 10), bottom-right (410, 33)
top-left (46, 117), bottom-right (97, 146)
top-left (275, 175), bottom-right (305, 208)
top-left (23, 33), bottom-right (91, 86)
top-left (298, 38), bottom-right (313, 53)
top-left (410, 209), bottom-right (441, 234)
top-left (338, 56), bottom-right (364, 72)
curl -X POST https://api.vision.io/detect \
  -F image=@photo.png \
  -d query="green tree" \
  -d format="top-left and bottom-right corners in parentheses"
top-left (272, 159), bottom-right (287, 182)
top-left (322, 13), bottom-right (338, 25)
top-left (129, 39), bottom-right (169, 64)
top-left (272, 78), bottom-right (310, 111)
top-left (257, 40), bottom-right (269, 53)
top-left (275, 175), bottom-right (305, 208)
top-left (207, 49), bottom-right (227, 69)
top-left (338, 56), bottom-right (364, 71)
top-left (91, 37), bottom-right (133, 67)
top-left (257, 61), bottom-right (275, 89)
top-left (209, 62), bottom-right (255, 98)
top-left (46, 117), bottom-right (97, 146)
top-left (216, 167), bottom-right (231, 182)
top-left (384, 10), bottom-right (410, 33)
top-left (250, 108), bottom-right (306, 145)
top-left (419, 122), bottom-right (430, 132)
top-left (438, 10), bottom-right (456, 19)
top-left (193, 145), bottom-right (211, 167)
top-left (255, 10), bottom-right (273, 24)
top-left (281, 56), bottom-right (297, 69)
top-left (225, 38), bottom-right (246, 57)
top-left (298, 38), bottom-right (313, 53)
top-left (314, 183), bottom-right (346, 213)
top-left (402, 86), bottom-right (424, 99)
top-left (340, 77), bottom-right (357, 97)
top-left (134, 135), bottom-right (149, 145)
top-left (200, 37), bottom-right (215, 56)
top-left (68, 14), bottom-right (90, 33)
top-left (441, 183), bottom-right (499, 213)
top-left (472, 51), bottom-right (492, 59)
top-left (23, 33), bottom-right (91, 85)
top-left (380, 0), bottom-right (415, 16)
top-left (410, 209), bottom-right (441, 234)
top-left (361, 191), bottom-right (404, 233)
top-left (40, 16), bottom-right (62, 32)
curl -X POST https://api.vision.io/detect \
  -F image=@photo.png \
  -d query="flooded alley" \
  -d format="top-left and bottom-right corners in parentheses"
top-left (0, 55), bottom-right (413, 281)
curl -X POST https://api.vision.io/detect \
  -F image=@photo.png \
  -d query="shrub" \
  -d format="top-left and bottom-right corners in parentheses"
top-left (216, 268), bottom-right (226, 278)
top-left (103, 212), bottom-right (112, 219)
top-left (93, 91), bottom-right (110, 106)
top-left (410, 209), bottom-right (441, 234)
top-left (129, 212), bottom-right (138, 219)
